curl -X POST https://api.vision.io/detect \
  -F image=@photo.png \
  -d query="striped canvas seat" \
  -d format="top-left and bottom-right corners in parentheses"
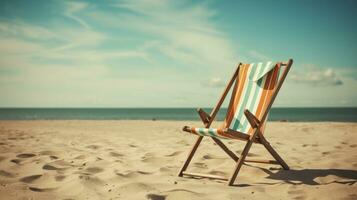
top-left (184, 127), bottom-right (249, 140)
top-left (184, 62), bottom-right (281, 139)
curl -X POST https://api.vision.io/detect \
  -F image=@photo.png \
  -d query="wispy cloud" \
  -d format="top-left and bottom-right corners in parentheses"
top-left (0, 14), bottom-right (148, 68)
top-left (202, 77), bottom-right (226, 88)
top-left (63, 1), bottom-right (90, 29)
top-left (90, 0), bottom-right (236, 68)
top-left (0, 20), bottom-right (57, 40)
top-left (290, 67), bottom-right (343, 86)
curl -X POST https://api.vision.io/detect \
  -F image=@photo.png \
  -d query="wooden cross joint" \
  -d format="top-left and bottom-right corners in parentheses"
top-left (244, 109), bottom-right (260, 128)
top-left (197, 108), bottom-right (211, 125)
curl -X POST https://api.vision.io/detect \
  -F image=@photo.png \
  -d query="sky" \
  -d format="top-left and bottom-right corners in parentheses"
top-left (0, 0), bottom-right (356, 108)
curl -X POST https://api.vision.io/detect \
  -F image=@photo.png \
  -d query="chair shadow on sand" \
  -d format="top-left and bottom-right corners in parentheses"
top-left (251, 165), bottom-right (357, 186)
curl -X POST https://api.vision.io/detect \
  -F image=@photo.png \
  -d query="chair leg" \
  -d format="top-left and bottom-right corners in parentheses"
top-left (211, 137), bottom-right (239, 162)
top-left (259, 134), bottom-right (289, 170)
top-left (227, 139), bottom-right (254, 186)
top-left (178, 136), bottom-right (203, 177)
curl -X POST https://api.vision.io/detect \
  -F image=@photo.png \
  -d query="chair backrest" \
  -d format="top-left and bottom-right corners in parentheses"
top-left (221, 61), bottom-right (289, 134)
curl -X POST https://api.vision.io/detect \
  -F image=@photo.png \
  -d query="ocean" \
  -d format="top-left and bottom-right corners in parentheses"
top-left (0, 107), bottom-right (356, 122)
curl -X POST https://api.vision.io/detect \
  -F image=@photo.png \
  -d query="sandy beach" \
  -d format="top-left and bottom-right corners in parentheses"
top-left (0, 120), bottom-right (356, 199)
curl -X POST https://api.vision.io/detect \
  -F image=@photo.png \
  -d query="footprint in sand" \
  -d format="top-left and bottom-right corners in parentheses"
top-left (10, 159), bottom-right (22, 164)
top-left (208, 170), bottom-right (227, 177)
top-left (163, 189), bottom-right (202, 199)
top-left (143, 152), bottom-right (154, 158)
top-left (115, 170), bottom-right (153, 178)
top-left (129, 144), bottom-right (137, 148)
top-left (28, 187), bottom-right (56, 192)
top-left (0, 156), bottom-right (6, 162)
top-left (293, 196), bottom-right (307, 200)
top-left (55, 175), bottom-right (66, 181)
top-left (159, 167), bottom-right (172, 172)
top-left (349, 144), bottom-right (357, 148)
top-left (0, 170), bottom-right (15, 178)
top-left (85, 167), bottom-right (104, 174)
top-left (39, 151), bottom-right (59, 160)
top-left (42, 161), bottom-right (71, 171)
top-left (247, 152), bottom-right (259, 157)
top-left (287, 189), bottom-right (306, 200)
top-left (141, 156), bottom-right (161, 163)
top-left (193, 162), bottom-right (207, 168)
top-left (109, 152), bottom-right (124, 157)
top-left (86, 144), bottom-right (101, 150)
top-left (19, 175), bottom-right (42, 183)
top-left (49, 155), bottom-right (59, 160)
top-left (74, 155), bottom-right (86, 160)
top-left (176, 140), bottom-right (189, 146)
top-left (146, 194), bottom-right (166, 200)
top-left (165, 151), bottom-right (183, 157)
top-left (38, 150), bottom-right (54, 155)
top-left (16, 153), bottom-right (36, 158)
top-left (43, 164), bottom-right (61, 170)
top-left (137, 170), bottom-right (152, 175)
top-left (202, 154), bottom-right (216, 159)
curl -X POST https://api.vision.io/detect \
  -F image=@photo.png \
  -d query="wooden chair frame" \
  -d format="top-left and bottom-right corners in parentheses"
top-left (178, 59), bottom-right (293, 186)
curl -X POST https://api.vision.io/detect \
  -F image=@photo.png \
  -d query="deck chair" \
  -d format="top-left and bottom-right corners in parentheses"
top-left (178, 59), bottom-right (293, 186)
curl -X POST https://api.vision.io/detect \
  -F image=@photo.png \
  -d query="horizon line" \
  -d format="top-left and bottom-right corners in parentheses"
top-left (0, 106), bottom-right (356, 109)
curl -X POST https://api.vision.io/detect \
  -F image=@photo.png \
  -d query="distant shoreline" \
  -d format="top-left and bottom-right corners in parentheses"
top-left (0, 107), bottom-right (356, 122)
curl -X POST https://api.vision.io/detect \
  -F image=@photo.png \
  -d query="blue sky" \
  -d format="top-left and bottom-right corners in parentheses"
top-left (0, 0), bottom-right (356, 107)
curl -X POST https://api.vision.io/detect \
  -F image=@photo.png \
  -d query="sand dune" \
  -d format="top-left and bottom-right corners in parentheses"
top-left (0, 120), bottom-right (356, 199)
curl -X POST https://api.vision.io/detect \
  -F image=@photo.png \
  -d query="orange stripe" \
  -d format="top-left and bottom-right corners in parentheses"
top-left (257, 65), bottom-right (279, 118)
top-left (223, 64), bottom-right (250, 128)
top-left (220, 74), bottom-right (239, 129)
top-left (247, 64), bottom-right (280, 134)
top-left (217, 129), bottom-right (230, 138)
top-left (247, 68), bottom-right (273, 134)
top-left (257, 66), bottom-right (280, 134)
top-left (263, 65), bottom-right (280, 113)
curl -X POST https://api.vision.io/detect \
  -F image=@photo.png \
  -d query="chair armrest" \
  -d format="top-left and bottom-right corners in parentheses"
top-left (244, 109), bottom-right (261, 128)
top-left (223, 128), bottom-right (251, 141)
top-left (197, 108), bottom-right (211, 124)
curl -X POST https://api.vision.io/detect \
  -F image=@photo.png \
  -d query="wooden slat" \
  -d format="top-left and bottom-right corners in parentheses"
top-left (244, 159), bottom-right (279, 165)
top-left (227, 135), bottom-right (255, 185)
top-left (258, 132), bottom-right (290, 170)
top-left (182, 172), bottom-right (228, 181)
top-left (224, 128), bottom-right (251, 141)
top-left (178, 136), bottom-right (203, 176)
